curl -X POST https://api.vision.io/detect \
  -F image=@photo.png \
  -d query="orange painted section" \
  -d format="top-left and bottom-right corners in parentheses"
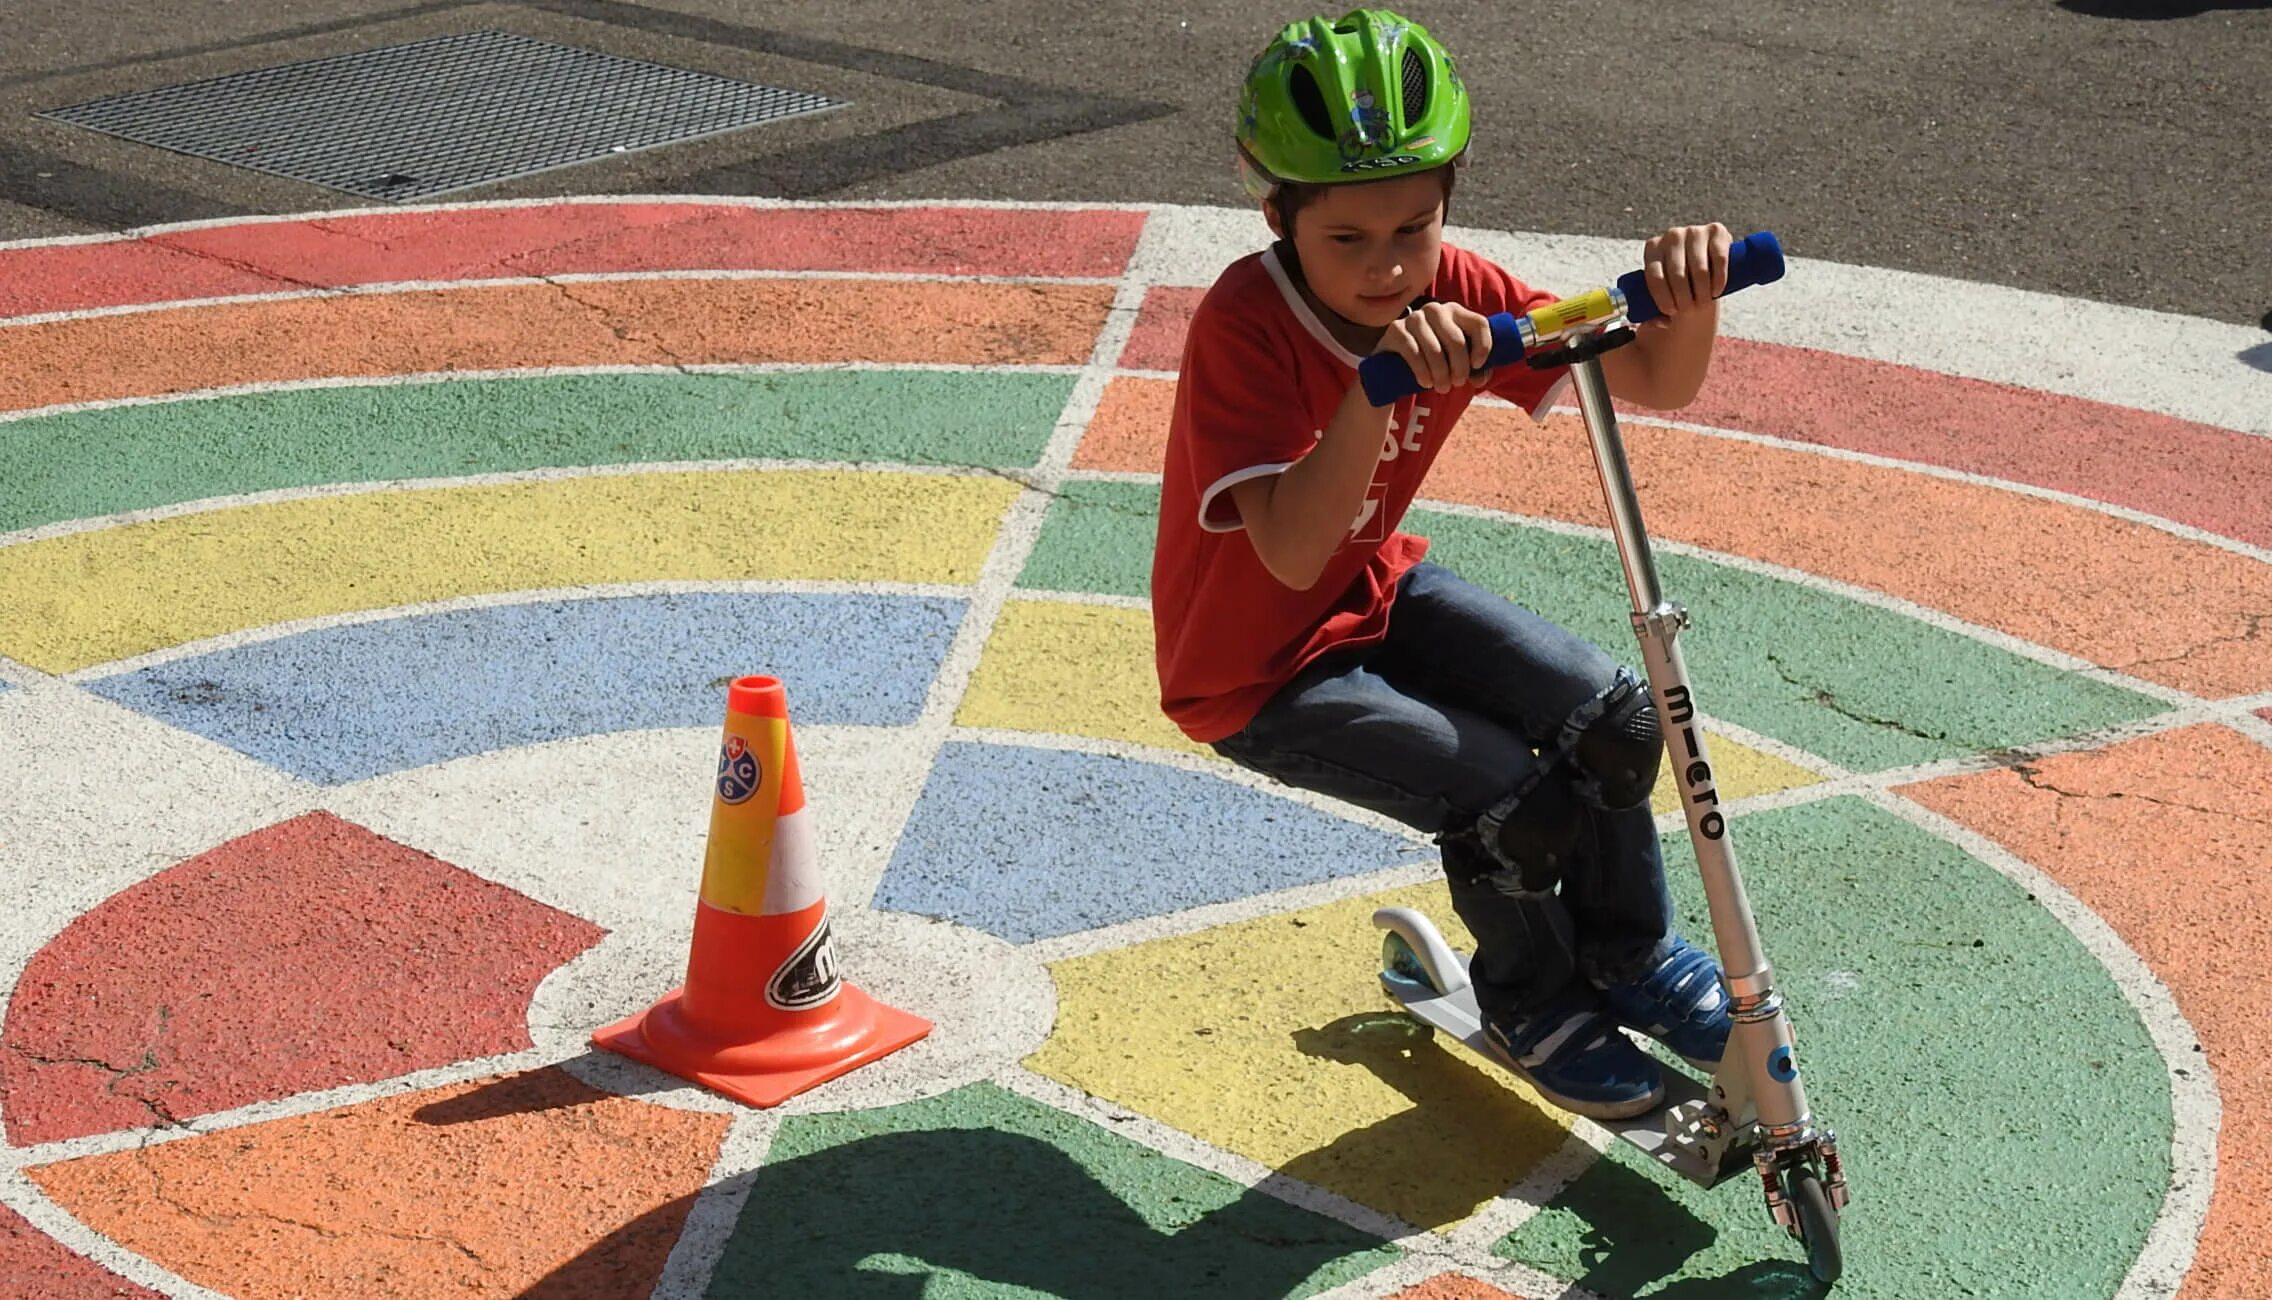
top-left (1074, 375), bottom-right (1176, 472)
top-left (1899, 725), bottom-right (2272, 1300)
top-left (1389, 1277), bottom-right (1526, 1300)
top-left (27, 1069), bottom-right (729, 1298)
top-left (0, 279), bottom-right (1113, 413)
top-left (1073, 376), bottom-right (2272, 696)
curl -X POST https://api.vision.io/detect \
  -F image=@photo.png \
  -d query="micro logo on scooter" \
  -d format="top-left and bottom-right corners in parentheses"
top-left (717, 734), bottom-right (760, 805)
top-left (1768, 1045), bottom-right (1798, 1083)
top-left (767, 915), bottom-right (843, 1010)
top-left (1664, 685), bottom-right (1727, 840)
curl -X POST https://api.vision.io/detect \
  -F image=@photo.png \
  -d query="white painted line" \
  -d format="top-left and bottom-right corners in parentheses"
top-left (944, 725), bottom-right (1433, 845)
top-left (2224, 711), bottom-right (2272, 752)
top-left (648, 1112), bottom-right (780, 1300)
top-left (1, 1044), bottom-right (564, 1172)
top-left (816, 224), bottom-right (1155, 911)
top-left (5, 199), bottom-right (2260, 433)
top-left (1410, 497), bottom-right (2208, 709)
top-left (1127, 204), bottom-right (2272, 435)
top-left (1589, 408), bottom-right (2272, 566)
top-left (997, 1067), bottom-right (1596, 1295)
top-left (0, 194), bottom-right (1166, 251)
top-left (1023, 859), bottom-right (1445, 966)
top-left (1002, 587), bottom-right (1149, 610)
top-left (1443, 1126), bottom-right (1615, 1257)
top-left (991, 1067), bottom-right (1443, 1257)
top-left (1307, 1252), bottom-right (1586, 1300)
top-left (1862, 791), bottom-right (2217, 1300)
top-left (0, 1170), bottom-right (224, 1299)
top-left (1058, 467), bottom-right (1160, 487)
top-left (64, 580), bottom-right (970, 683)
top-left (0, 361), bottom-right (1084, 427)
top-left (1, 457), bottom-right (1009, 549)
top-left (0, 687), bottom-right (324, 1140)
top-left (0, 268), bottom-right (1117, 328)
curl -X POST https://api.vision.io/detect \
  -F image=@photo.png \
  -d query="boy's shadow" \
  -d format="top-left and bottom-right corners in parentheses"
top-left (1285, 1013), bottom-right (1827, 1300)
top-left (443, 1084), bottom-right (1393, 1298)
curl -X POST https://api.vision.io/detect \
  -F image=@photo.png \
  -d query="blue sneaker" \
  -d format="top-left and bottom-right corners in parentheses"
top-left (1484, 990), bottom-right (1665, 1120)
top-left (1599, 937), bottom-right (1733, 1071)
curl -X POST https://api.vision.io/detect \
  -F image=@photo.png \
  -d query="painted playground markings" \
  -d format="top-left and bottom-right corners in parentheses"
top-left (1, 199), bottom-right (2267, 1299)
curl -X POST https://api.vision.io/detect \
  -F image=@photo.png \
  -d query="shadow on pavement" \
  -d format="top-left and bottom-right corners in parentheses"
top-left (1287, 1012), bottom-right (1829, 1300)
top-left (2056, 0), bottom-right (2271, 17)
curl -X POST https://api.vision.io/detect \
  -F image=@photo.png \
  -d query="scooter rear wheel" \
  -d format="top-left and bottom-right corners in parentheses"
top-left (1380, 931), bottom-right (1441, 994)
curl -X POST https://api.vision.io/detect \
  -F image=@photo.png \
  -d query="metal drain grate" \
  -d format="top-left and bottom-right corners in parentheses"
top-left (39, 30), bottom-right (847, 201)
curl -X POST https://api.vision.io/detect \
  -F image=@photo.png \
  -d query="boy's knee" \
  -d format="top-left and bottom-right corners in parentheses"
top-left (1565, 674), bottom-right (1661, 810)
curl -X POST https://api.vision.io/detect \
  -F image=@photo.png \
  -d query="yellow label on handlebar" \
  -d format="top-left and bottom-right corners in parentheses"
top-left (1526, 288), bottom-right (1619, 340)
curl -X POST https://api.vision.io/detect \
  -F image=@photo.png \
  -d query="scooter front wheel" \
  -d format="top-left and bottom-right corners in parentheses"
top-left (1784, 1163), bottom-right (1842, 1283)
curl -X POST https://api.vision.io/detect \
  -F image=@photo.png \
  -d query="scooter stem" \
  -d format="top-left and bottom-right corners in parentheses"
top-left (1565, 345), bottom-right (1814, 1143)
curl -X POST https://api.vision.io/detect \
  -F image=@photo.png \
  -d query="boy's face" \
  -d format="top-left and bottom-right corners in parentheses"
top-left (1273, 171), bottom-right (1447, 330)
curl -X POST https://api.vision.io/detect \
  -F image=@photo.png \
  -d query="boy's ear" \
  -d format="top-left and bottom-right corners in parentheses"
top-left (1262, 199), bottom-right (1285, 241)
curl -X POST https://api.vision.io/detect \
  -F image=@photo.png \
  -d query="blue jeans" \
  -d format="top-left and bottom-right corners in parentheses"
top-left (1211, 562), bottom-right (1675, 1023)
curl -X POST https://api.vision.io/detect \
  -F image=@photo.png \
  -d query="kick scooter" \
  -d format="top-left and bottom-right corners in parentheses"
top-left (1355, 231), bottom-right (1849, 1283)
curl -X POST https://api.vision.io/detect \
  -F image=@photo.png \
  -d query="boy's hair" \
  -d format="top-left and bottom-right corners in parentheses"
top-left (1269, 163), bottom-right (1461, 237)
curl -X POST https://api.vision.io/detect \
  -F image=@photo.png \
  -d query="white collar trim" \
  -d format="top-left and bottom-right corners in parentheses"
top-left (1261, 246), bottom-right (1366, 370)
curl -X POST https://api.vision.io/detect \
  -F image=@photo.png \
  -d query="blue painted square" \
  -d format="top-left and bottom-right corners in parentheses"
top-left (83, 592), bottom-right (965, 784)
top-left (876, 742), bottom-right (1434, 943)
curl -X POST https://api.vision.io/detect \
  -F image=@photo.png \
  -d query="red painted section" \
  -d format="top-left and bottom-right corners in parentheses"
top-left (1112, 289), bottom-right (2272, 549)
top-left (2257, 707), bottom-right (2272, 724)
top-left (0, 1204), bottom-right (162, 1298)
top-left (1119, 287), bottom-right (1208, 370)
top-left (1688, 340), bottom-right (2272, 549)
top-left (0, 204), bottom-right (1148, 318)
top-left (0, 812), bottom-right (604, 1145)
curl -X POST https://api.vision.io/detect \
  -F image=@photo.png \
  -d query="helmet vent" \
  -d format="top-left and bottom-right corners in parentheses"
top-left (1288, 65), bottom-right (1336, 140)
top-left (1401, 48), bottom-right (1428, 128)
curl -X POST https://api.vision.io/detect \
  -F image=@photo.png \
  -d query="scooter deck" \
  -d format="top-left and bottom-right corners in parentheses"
top-left (1383, 969), bottom-right (1753, 1188)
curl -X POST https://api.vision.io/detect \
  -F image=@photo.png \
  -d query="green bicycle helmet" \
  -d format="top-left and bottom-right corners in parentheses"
top-left (1235, 8), bottom-right (1470, 198)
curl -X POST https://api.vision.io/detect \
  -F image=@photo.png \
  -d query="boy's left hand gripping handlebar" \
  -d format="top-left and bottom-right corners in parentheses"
top-left (1356, 230), bottom-right (1786, 407)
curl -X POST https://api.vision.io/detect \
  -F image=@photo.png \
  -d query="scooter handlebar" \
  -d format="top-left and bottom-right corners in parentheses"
top-left (1356, 230), bottom-right (1785, 407)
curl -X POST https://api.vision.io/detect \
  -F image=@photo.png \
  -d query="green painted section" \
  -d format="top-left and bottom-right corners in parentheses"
top-left (1500, 797), bottom-right (2169, 1297)
top-left (1018, 483), bottom-right (2164, 771)
top-left (1019, 478), bottom-right (1162, 598)
top-left (1415, 511), bottom-right (2163, 772)
top-left (0, 371), bottom-right (1073, 533)
top-left (707, 1081), bottom-right (1399, 1298)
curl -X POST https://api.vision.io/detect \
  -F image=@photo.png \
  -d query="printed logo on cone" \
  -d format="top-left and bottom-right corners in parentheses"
top-left (768, 914), bottom-right (842, 1011)
top-left (717, 734), bottom-right (760, 805)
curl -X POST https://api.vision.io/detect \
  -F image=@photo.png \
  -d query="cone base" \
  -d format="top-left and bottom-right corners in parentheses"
top-left (590, 982), bottom-right (932, 1109)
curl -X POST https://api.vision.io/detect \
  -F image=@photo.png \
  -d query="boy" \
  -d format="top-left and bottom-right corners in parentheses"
top-left (1151, 8), bottom-right (1736, 1120)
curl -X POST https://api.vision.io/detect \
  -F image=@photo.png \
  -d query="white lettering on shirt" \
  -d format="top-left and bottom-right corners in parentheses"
top-left (1350, 403), bottom-right (1434, 538)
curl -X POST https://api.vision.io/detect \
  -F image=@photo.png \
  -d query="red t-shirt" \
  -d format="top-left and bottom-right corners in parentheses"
top-left (1150, 241), bottom-right (1569, 743)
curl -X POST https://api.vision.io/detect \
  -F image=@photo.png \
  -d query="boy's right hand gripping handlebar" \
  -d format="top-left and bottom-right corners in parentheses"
top-left (1357, 230), bottom-right (1786, 407)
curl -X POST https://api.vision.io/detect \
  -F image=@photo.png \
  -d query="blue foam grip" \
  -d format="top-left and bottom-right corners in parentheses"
top-left (1357, 310), bottom-right (1525, 407)
top-left (1357, 230), bottom-right (1787, 405)
top-left (1617, 230), bottom-right (1785, 326)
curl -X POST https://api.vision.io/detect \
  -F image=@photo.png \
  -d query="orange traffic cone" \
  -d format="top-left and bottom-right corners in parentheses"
top-left (592, 675), bottom-right (931, 1106)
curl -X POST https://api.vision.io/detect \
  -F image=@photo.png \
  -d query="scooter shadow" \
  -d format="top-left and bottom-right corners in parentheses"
top-left (1287, 1012), bottom-right (1827, 1300)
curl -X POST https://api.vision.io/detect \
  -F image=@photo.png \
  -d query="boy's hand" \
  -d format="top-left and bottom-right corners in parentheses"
top-left (1640, 223), bottom-right (1734, 320)
top-left (1373, 301), bottom-right (1493, 395)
